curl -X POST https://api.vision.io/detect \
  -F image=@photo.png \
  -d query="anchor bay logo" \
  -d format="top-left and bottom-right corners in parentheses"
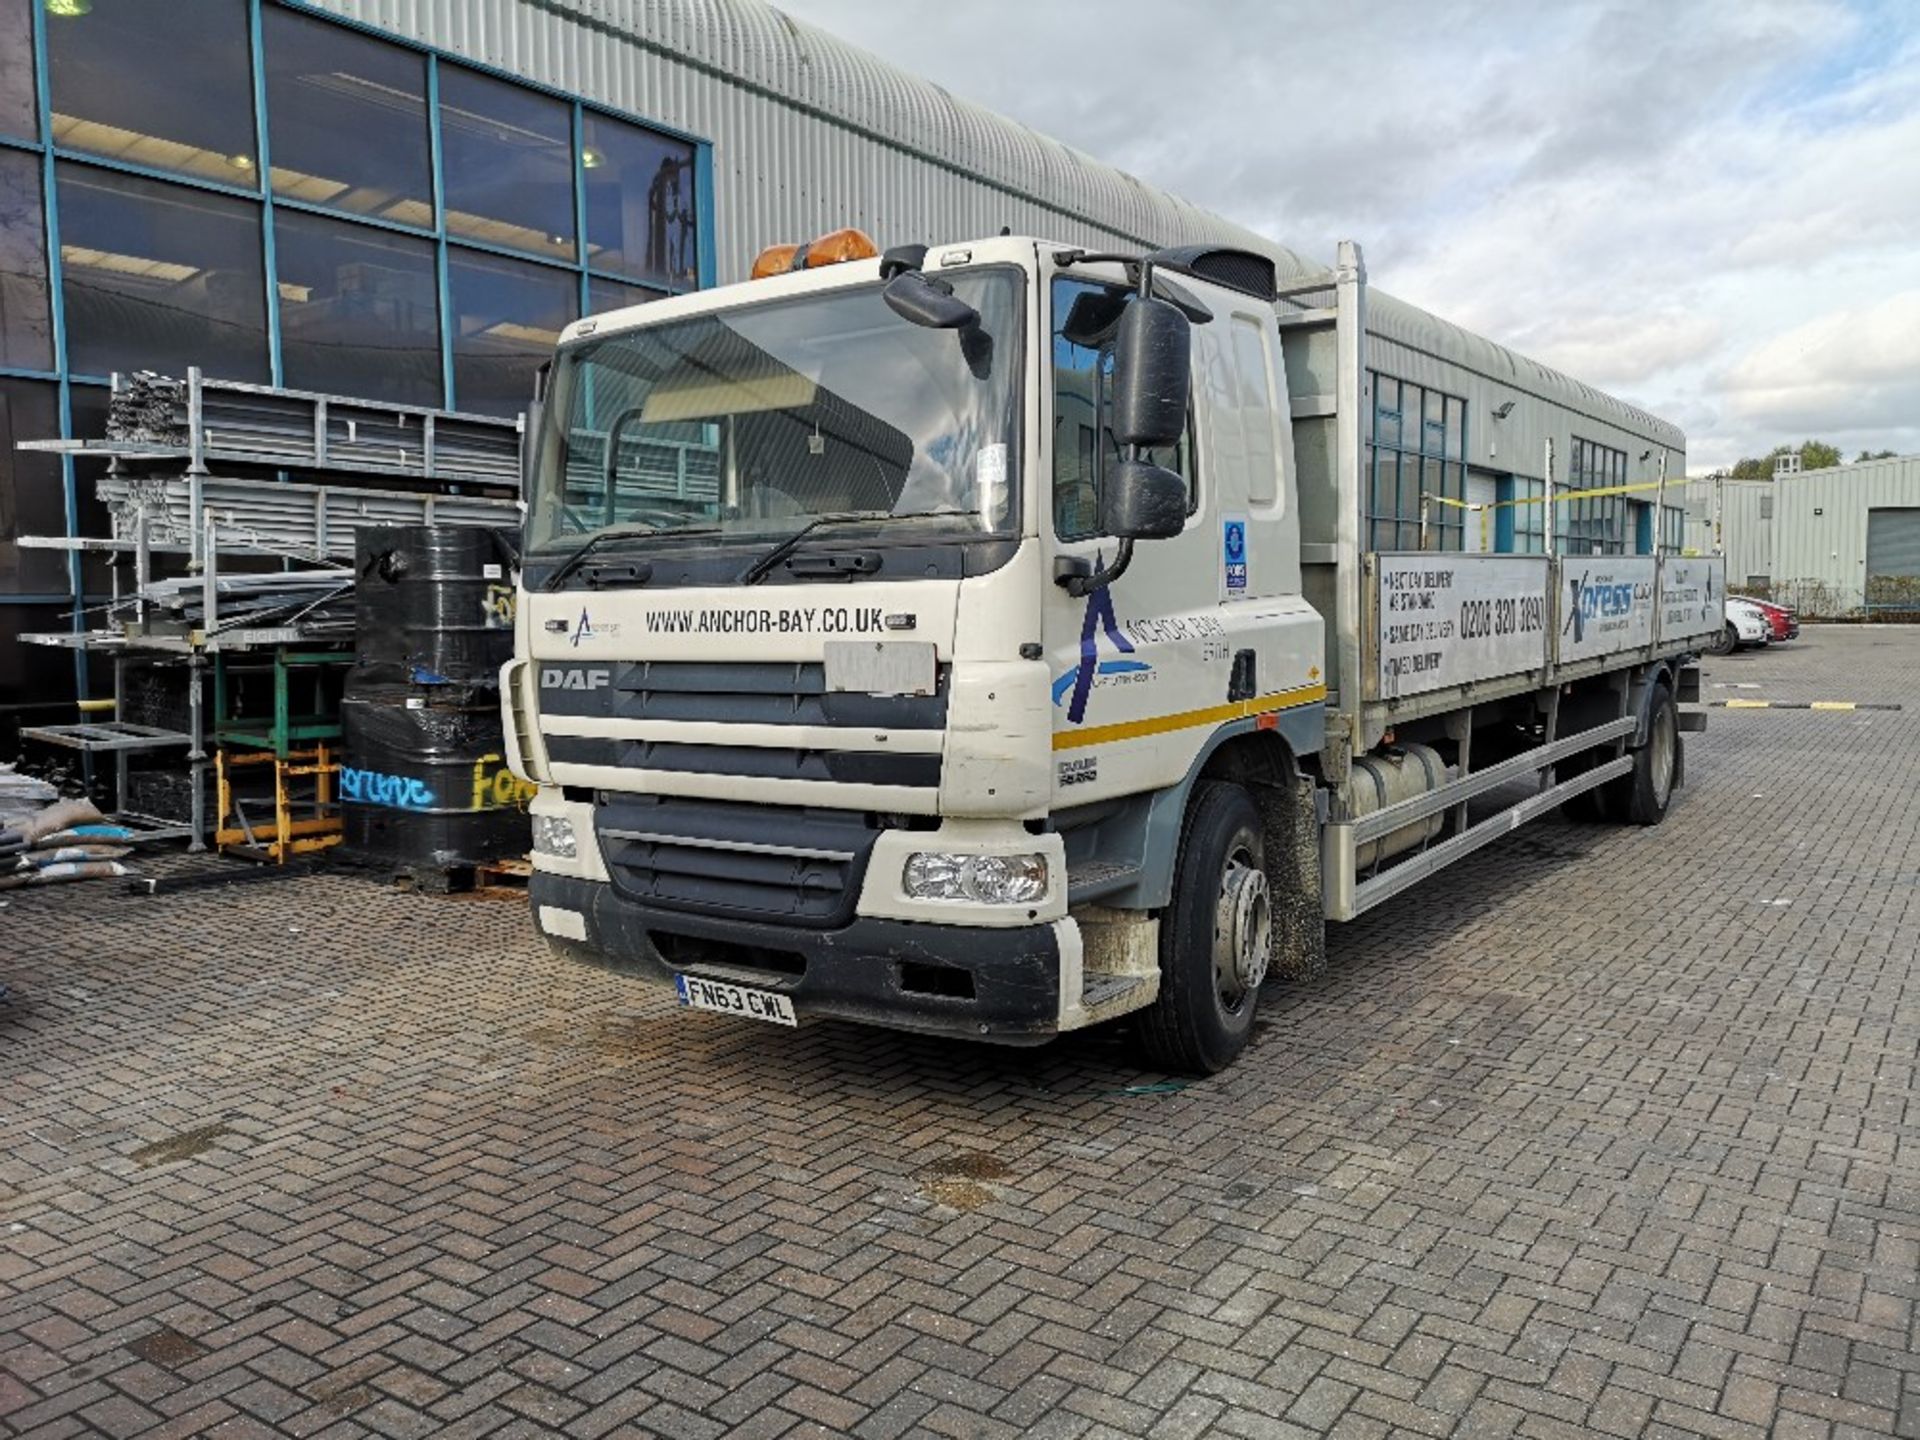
top-left (1052, 558), bottom-right (1154, 725)
top-left (569, 606), bottom-right (620, 645)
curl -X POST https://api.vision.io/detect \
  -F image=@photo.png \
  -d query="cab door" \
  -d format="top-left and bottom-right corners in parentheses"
top-left (1041, 267), bottom-right (1229, 807)
top-left (1201, 299), bottom-right (1322, 710)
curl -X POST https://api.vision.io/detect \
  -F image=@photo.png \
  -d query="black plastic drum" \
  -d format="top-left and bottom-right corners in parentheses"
top-left (353, 525), bottom-right (519, 687)
top-left (337, 678), bottom-right (532, 871)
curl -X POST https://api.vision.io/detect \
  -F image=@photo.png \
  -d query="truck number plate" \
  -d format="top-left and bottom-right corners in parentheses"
top-left (823, 640), bottom-right (936, 695)
top-left (674, 974), bottom-right (797, 1027)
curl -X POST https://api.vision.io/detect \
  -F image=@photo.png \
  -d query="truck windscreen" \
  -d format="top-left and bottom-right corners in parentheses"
top-left (527, 269), bottom-right (1023, 556)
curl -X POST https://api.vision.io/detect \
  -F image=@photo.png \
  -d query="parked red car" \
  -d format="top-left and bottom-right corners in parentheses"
top-left (1738, 597), bottom-right (1800, 641)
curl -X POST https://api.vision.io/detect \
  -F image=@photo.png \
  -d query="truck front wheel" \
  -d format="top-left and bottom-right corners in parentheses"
top-left (1136, 781), bottom-right (1268, 1075)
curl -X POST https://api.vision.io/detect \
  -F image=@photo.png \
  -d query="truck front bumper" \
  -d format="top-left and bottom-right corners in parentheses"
top-left (530, 873), bottom-right (1063, 1044)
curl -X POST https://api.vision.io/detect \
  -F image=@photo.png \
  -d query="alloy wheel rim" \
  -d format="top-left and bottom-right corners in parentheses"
top-left (1213, 846), bottom-right (1272, 1014)
top-left (1650, 704), bottom-right (1676, 807)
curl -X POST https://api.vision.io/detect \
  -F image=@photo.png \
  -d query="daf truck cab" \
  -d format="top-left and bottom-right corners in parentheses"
top-left (504, 231), bottom-right (1718, 1073)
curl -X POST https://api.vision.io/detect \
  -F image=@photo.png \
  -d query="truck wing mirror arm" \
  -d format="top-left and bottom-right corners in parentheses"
top-left (1054, 540), bottom-right (1135, 597)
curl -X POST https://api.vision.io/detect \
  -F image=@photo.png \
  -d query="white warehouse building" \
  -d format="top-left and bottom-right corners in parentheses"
top-left (1686, 454), bottom-right (1920, 616)
top-left (2, 0), bottom-right (1689, 713)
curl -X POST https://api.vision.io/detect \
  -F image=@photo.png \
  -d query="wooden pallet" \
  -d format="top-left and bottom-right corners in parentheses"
top-left (376, 854), bottom-right (531, 896)
top-left (474, 857), bottom-right (532, 893)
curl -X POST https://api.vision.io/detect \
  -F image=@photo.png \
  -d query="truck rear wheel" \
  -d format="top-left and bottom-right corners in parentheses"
top-left (1611, 681), bottom-right (1679, 826)
top-left (1136, 781), bottom-right (1268, 1075)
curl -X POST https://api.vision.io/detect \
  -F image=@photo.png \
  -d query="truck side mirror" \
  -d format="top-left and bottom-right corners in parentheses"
top-left (1103, 459), bottom-right (1186, 540)
top-left (883, 270), bottom-right (980, 330)
top-left (885, 271), bottom-right (994, 379)
top-left (1111, 296), bottom-right (1190, 448)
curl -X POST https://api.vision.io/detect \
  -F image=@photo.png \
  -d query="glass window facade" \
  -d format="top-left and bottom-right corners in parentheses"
top-left (0, 146), bottom-right (52, 369)
top-left (439, 66), bottom-right (575, 264)
top-left (1500, 475), bottom-right (1547, 553)
top-left (0, 0), bottom-right (35, 141)
top-left (275, 208), bottom-right (440, 405)
top-left (0, 376), bottom-right (84, 704)
top-left (1661, 503), bottom-right (1684, 554)
top-left (9, 0), bottom-right (705, 404)
top-left (449, 248), bottom-right (577, 418)
top-left (263, 5), bottom-right (431, 224)
top-left (0, 377), bottom-right (63, 595)
top-left (588, 275), bottom-right (668, 317)
top-left (1564, 436), bottom-right (1629, 554)
top-left (1365, 373), bottom-right (1466, 550)
top-left (57, 161), bottom-right (270, 381)
top-left (0, 0), bottom-right (711, 706)
top-left (46, 0), bottom-right (259, 187)
top-left (1498, 476), bottom-right (1678, 555)
top-left (583, 111), bottom-right (698, 288)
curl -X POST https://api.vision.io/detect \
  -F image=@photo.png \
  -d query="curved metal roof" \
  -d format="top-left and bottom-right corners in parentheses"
top-left (640, 0), bottom-right (1682, 447)
top-left (1367, 292), bottom-right (1685, 448)
top-left (315, 0), bottom-right (1682, 448)
top-left (591, 0), bottom-right (1327, 273)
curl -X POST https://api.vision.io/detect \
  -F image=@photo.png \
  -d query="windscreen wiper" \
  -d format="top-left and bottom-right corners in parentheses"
top-left (740, 511), bottom-right (897, 586)
top-left (540, 524), bottom-right (716, 591)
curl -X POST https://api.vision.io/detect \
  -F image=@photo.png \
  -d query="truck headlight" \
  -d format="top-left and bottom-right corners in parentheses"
top-left (903, 851), bottom-right (1049, 905)
top-left (532, 814), bottom-right (577, 859)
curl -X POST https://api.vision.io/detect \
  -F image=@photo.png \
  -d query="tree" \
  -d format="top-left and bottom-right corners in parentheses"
top-left (1727, 440), bottom-right (1841, 478)
top-left (1800, 440), bottom-right (1841, 471)
top-left (1856, 449), bottom-right (1896, 462)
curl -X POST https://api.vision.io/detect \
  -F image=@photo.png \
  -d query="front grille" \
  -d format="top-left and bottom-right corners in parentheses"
top-left (550, 735), bottom-right (938, 787)
top-left (597, 794), bottom-right (882, 927)
top-left (539, 660), bottom-right (948, 730)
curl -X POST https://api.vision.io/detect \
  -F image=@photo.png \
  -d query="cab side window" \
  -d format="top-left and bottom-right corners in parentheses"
top-left (1051, 276), bottom-right (1194, 541)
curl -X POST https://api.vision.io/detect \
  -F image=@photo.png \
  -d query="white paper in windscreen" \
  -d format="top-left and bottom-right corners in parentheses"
top-left (975, 443), bottom-right (1009, 525)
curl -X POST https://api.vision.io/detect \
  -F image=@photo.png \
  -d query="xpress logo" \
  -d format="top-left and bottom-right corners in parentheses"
top-left (1051, 561), bottom-right (1153, 724)
top-left (1564, 570), bottom-right (1650, 643)
top-left (541, 667), bottom-right (612, 692)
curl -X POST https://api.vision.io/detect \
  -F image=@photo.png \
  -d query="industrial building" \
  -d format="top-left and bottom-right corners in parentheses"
top-left (2, 0), bottom-right (1686, 733)
top-left (1686, 453), bottom-right (1920, 616)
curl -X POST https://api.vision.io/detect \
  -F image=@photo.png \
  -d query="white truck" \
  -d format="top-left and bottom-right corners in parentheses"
top-left (502, 232), bottom-right (1723, 1073)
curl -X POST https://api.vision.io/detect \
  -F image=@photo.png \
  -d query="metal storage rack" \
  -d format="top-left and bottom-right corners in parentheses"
top-left (15, 368), bottom-right (524, 851)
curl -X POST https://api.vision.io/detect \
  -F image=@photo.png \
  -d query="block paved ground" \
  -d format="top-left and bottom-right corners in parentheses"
top-left (3, 626), bottom-right (1918, 1440)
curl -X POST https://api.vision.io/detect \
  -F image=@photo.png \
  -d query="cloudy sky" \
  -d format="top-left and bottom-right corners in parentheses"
top-left (774, 0), bottom-right (1919, 474)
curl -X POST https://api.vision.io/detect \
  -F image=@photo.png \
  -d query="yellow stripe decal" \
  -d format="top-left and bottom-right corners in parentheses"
top-left (1053, 683), bottom-right (1327, 751)
top-left (1724, 699), bottom-right (1771, 709)
top-left (1810, 701), bottom-right (1856, 711)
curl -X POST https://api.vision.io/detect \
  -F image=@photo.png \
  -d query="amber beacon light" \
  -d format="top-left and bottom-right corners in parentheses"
top-left (750, 227), bottom-right (880, 279)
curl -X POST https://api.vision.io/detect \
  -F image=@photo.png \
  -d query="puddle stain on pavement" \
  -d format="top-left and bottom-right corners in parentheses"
top-left (307, 1377), bottom-right (376, 1417)
top-left (125, 1326), bottom-right (209, 1368)
top-left (523, 1014), bottom-right (670, 1060)
top-left (129, 1123), bottom-right (231, 1168)
top-left (916, 1151), bottom-right (1012, 1211)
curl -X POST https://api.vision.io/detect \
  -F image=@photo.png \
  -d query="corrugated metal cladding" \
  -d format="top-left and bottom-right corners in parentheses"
top-left (308, 0), bottom-right (1682, 459)
top-left (1771, 454), bottom-right (1920, 613)
top-left (310, 0), bottom-right (1317, 275)
top-left (1680, 478), bottom-right (1773, 585)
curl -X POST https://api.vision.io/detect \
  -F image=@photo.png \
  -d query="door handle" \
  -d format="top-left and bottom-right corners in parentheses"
top-left (1229, 649), bottom-right (1257, 702)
